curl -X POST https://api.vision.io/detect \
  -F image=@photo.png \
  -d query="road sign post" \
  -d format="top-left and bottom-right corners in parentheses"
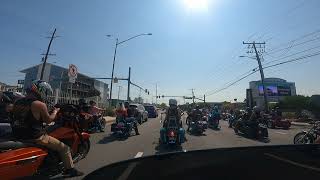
top-left (68, 64), bottom-right (78, 102)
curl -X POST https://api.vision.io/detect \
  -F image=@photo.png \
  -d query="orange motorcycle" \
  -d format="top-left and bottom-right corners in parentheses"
top-left (0, 104), bottom-right (90, 179)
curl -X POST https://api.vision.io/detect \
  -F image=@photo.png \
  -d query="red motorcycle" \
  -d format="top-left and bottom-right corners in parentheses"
top-left (266, 115), bottom-right (291, 129)
top-left (0, 104), bottom-right (90, 179)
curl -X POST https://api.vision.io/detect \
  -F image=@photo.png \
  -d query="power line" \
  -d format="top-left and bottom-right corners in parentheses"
top-left (266, 35), bottom-right (320, 55)
top-left (264, 43), bottom-right (320, 66)
top-left (266, 29), bottom-right (320, 53)
top-left (205, 51), bottom-right (320, 97)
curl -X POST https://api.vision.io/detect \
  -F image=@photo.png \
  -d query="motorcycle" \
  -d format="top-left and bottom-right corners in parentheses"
top-left (87, 115), bottom-right (106, 133)
top-left (294, 121), bottom-right (320, 144)
top-left (266, 116), bottom-right (291, 130)
top-left (234, 118), bottom-right (269, 141)
top-left (111, 117), bottom-right (134, 138)
top-left (0, 104), bottom-right (91, 179)
top-left (208, 114), bottom-right (220, 130)
top-left (160, 116), bottom-right (185, 146)
top-left (228, 115), bottom-right (236, 128)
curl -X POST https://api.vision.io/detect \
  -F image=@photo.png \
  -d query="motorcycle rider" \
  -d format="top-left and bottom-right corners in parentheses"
top-left (11, 80), bottom-right (84, 177)
top-left (187, 105), bottom-right (202, 131)
top-left (124, 102), bottom-right (140, 135)
top-left (163, 99), bottom-right (182, 128)
top-left (160, 99), bottom-right (184, 143)
top-left (89, 100), bottom-right (105, 132)
top-left (210, 106), bottom-right (220, 123)
top-left (247, 106), bottom-right (261, 137)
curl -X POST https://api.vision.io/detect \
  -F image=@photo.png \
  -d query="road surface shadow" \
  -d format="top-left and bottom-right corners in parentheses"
top-left (98, 133), bottom-right (140, 144)
top-left (235, 133), bottom-right (270, 143)
top-left (186, 131), bottom-right (207, 136)
top-left (154, 142), bottom-right (183, 155)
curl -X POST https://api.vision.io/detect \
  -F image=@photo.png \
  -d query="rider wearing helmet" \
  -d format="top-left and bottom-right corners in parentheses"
top-left (163, 99), bottom-right (182, 128)
top-left (11, 80), bottom-right (84, 177)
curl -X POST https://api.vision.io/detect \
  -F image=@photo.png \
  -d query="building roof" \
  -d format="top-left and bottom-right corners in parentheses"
top-left (250, 77), bottom-right (295, 84)
top-left (20, 63), bottom-right (107, 85)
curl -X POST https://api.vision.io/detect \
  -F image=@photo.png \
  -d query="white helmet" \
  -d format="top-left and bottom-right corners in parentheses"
top-left (169, 99), bottom-right (177, 106)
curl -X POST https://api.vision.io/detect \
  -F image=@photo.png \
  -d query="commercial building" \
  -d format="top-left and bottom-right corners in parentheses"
top-left (20, 63), bottom-right (109, 105)
top-left (246, 78), bottom-right (296, 108)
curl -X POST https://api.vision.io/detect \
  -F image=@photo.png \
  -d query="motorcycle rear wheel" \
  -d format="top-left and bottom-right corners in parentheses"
top-left (294, 132), bottom-right (314, 144)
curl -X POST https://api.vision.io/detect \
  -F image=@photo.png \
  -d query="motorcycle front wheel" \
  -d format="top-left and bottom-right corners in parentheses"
top-left (76, 140), bottom-right (91, 162)
top-left (294, 132), bottom-right (314, 144)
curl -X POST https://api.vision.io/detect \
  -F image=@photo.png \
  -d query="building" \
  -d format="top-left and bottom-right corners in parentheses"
top-left (246, 78), bottom-right (296, 108)
top-left (0, 82), bottom-right (21, 92)
top-left (20, 63), bottom-right (109, 105)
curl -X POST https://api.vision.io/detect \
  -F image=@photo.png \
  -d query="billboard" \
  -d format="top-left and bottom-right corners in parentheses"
top-left (258, 85), bottom-right (291, 96)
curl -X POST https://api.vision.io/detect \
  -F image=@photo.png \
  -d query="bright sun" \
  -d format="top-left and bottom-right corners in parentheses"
top-left (183, 0), bottom-right (209, 11)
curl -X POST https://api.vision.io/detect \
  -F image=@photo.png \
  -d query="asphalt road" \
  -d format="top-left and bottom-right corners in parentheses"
top-left (67, 114), bottom-right (310, 179)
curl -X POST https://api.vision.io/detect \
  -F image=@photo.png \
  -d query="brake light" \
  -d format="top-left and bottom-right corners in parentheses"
top-left (168, 131), bottom-right (175, 137)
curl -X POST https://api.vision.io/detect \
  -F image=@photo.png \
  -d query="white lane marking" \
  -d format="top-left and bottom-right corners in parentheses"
top-left (134, 152), bottom-right (144, 158)
top-left (274, 132), bottom-right (287, 135)
top-left (264, 153), bottom-right (320, 172)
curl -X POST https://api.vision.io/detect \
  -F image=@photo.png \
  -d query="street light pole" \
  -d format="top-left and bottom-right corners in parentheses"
top-left (109, 38), bottom-right (118, 107)
top-left (107, 33), bottom-right (152, 107)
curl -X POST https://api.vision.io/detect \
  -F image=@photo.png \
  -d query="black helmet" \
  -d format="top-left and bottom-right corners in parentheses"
top-left (124, 101), bottom-right (129, 107)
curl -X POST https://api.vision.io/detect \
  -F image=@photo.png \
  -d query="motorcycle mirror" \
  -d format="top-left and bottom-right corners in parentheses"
top-left (160, 120), bottom-right (162, 123)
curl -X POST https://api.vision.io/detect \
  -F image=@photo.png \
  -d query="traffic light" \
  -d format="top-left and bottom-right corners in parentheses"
top-left (148, 91), bottom-right (150, 95)
top-left (162, 95), bottom-right (164, 98)
top-left (145, 89), bottom-right (148, 93)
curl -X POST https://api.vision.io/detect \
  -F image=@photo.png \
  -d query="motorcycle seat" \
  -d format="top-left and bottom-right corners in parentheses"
top-left (0, 140), bottom-right (35, 150)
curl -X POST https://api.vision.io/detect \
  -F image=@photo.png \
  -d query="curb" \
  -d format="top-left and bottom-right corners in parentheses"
top-left (291, 122), bottom-right (311, 127)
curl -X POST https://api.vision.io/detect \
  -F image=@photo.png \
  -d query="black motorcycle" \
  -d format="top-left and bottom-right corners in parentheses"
top-left (111, 117), bottom-right (134, 138)
top-left (234, 118), bottom-right (269, 141)
top-left (88, 115), bottom-right (106, 133)
top-left (294, 121), bottom-right (320, 144)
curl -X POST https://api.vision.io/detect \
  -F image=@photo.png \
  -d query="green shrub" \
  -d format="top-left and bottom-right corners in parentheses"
top-left (104, 107), bottom-right (115, 117)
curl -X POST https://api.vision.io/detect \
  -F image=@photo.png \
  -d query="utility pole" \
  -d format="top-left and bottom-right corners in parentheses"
top-left (190, 89), bottom-right (195, 104)
top-left (117, 86), bottom-right (122, 103)
top-left (127, 67), bottom-right (131, 102)
top-left (155, 83), bottom-right (158, 105)
top-left (243, 41), bottom-right (268, 111)
top-left (204, 94), bottom-right (206, 103)
top-left (40, 28), bottom-right (57, 80)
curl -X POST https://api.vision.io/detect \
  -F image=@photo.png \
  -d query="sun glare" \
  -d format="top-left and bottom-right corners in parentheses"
top-left (183, 0), bottom-right (209, 11)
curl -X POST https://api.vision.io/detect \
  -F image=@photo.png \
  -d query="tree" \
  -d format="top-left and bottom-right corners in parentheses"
top-left (133, 97), bottom-right (144, 104)
top-left (278, 95), bottom-right (310, 110)
top-left (159, 103), bottom-right (167, 109)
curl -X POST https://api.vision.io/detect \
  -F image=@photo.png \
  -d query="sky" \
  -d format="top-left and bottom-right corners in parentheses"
top-left (1, 0), bottom-right (320, 104)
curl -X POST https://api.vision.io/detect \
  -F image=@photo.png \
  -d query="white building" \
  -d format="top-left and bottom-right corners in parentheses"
top-left (246, 78), bottom-right (296, 108)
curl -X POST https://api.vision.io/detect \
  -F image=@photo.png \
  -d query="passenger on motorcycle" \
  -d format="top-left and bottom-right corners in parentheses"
top-left (11, 80), bottom-right (83, 177)
top-left (116, 102), bottom-right (128, 122)
top-left (124, 102), bottom-right (140, 135)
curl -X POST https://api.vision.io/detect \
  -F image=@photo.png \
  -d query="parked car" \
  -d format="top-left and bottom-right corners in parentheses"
top-left (144, 105), bottom-right (158, 118)
top-left (130, 104), bottom-right (148, 124)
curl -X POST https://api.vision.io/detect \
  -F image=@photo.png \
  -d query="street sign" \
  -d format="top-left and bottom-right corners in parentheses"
top-left (17, 80), bottom-right (25, 85)
top-left (68, 64), bottom-right (78, 83)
